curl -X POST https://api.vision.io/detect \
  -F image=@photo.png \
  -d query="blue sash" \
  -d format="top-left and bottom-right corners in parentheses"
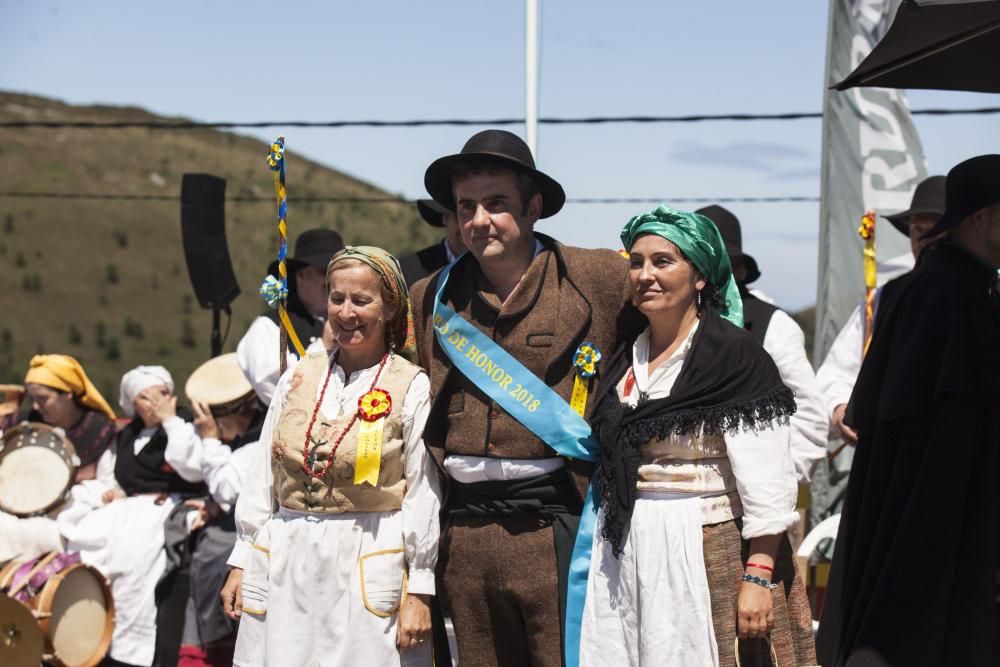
top-left (432, 259), bottom-right (596, 667)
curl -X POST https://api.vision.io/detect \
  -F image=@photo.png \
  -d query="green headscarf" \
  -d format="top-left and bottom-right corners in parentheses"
top-left (327, 245), bottom-right (412, 352)
top-left (620, 204), bottom-right (743, 327)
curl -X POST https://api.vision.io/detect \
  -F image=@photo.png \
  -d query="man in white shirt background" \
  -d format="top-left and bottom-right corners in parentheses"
top-left (235, 228), bottom-right (342, 405)
top-left (814, 175), bottom-right (945, 518)
top-left (697, 205), bottom-right (828, 547)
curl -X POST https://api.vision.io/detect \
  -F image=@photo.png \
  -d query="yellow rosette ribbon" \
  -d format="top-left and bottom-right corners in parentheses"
top-left (354, 388), bottom-right (392, 486)
top-left (570, 342), bottom-right (601, 417)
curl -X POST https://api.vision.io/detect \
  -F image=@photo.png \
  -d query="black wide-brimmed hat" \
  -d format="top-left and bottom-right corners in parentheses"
top-left (424, 129), bottom-right (566, 219)
top-left (883, 175), bottom-right (946, 236)
top-left (416, 199), bottom-right (452, 228)
top-left (924, 154), bottom-right (1000, 238)
top-left (268, 228), bottom-right (344, 276)
top-left (695, 205), bottom-right (761, 284)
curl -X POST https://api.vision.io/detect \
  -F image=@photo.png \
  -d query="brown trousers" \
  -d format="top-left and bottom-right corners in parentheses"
top-left (441, 515), bottom-right (563, 667)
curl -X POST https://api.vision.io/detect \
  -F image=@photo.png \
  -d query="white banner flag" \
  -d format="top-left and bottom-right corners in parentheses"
top-left (815, 0), bottom-right (929, 362)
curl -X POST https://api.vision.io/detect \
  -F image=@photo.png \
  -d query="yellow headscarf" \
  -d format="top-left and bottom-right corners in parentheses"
top-left (25, 355), bottom-right (116, 420)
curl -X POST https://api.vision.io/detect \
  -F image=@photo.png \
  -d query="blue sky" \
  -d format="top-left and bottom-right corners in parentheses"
top-left (3, 1), bottom-right (997, 309)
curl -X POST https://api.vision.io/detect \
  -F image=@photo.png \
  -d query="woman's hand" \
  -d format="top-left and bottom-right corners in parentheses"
top-left (184, 498), bottom-right (222, 531)
top-left (221, 568), bottom-right (244, 621)
top-left (737, 580), bottom-right (774, 639)
top-left (396, 593), bottom-right (432, 652)
top-left (144, 389), bottom-right (177, 424)
top-left (740, 533), bottom-right (780, 639)
top-left (101, 487), bottom-right (125, 504)
top-left (192, 401), bottom-right (221, 440)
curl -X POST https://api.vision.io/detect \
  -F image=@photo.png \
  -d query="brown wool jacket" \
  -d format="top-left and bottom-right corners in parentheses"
top-left (409, 233), bottom-right (643, 501)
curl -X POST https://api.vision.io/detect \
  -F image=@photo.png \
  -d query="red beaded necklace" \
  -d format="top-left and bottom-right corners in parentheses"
top-left (300, 350), bottom-right (391, 480)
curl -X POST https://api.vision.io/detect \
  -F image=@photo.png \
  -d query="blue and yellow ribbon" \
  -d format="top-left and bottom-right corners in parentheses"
top-left (263, 137), bottom-right (306, 358)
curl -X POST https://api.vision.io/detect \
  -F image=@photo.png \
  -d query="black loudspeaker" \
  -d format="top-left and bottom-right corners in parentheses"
top-left (180, 173), bottom-right (241, 309)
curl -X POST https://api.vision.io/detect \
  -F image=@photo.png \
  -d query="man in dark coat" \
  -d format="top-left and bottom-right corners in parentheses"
top-left (817, 154), bottom-right (1000, 666)
top-left (398, 199), bottom-right (466, 285)
top-left (410, 130), bottom-right (638, 666)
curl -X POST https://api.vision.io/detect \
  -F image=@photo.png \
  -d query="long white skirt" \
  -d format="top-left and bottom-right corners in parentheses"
top-left (233, 507), bottom-right (431, 667)
top-left (580, 492), bottom-right (719, 667)
top-left (65, 494), bottom-right (177, 667)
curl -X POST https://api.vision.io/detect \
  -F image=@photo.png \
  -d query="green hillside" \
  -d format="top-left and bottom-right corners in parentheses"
top-left (0, 91), bottom-right (439, 403)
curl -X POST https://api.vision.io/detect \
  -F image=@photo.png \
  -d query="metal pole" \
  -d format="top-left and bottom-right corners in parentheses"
top-left (525, 0), bottom-right (540, 159)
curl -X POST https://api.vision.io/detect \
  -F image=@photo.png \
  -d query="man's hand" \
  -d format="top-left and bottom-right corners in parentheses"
top-left (832, 403), bottom-right (858, 445)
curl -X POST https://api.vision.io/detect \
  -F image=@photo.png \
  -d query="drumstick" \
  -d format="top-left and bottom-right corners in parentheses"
top-left (7, 551), bottom-right (59, 597)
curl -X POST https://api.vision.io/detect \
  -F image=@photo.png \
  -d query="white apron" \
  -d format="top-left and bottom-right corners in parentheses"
top-left (580, 492), bottom-right (719, 667)
top-left (233, 507), bottom-right (431, 667)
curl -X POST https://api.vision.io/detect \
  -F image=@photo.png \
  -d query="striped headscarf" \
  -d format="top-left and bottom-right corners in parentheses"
top-left (327, 245), bottom-right (412, 353)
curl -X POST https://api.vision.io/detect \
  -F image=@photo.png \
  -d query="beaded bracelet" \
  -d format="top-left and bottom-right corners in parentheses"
top-left (742, 573), bottom-right (777, 590)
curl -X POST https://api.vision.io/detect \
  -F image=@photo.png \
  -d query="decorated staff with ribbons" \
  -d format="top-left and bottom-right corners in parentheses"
top-left (237, 137), bottom-right (344, 406)
top-left (409, 129), bottom-right (640, 666)
top-left (221, 245), bottom-right (441, 667)
top-left (581, 205), bottom-right (815, 666)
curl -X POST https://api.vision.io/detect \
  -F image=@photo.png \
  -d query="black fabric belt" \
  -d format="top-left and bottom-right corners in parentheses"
top-left (445, 467), bottom-right (584, 518)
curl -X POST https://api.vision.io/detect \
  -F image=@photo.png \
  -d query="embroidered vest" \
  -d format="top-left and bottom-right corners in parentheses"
top-left (272, 351), bottom-right (421, 513)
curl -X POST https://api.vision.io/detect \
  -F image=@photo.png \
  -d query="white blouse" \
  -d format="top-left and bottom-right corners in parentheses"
top-left (623, 323), bottom-right (799, 540)
top-left (226, 351), bottom-right (442, 595)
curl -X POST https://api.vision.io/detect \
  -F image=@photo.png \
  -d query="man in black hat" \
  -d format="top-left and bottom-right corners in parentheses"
top-left (236, 228), bottom-right (343, 405)
top-left (697, 205), bottom-right (827, 508)
top-left (398, 199), bottom-right (467, 285)
top-left (409, 129), bottom-right (638, 665)
top-left (817, 155), bottom-right (1000, 667)
top-left (816, 175), bottom-right (947, 453)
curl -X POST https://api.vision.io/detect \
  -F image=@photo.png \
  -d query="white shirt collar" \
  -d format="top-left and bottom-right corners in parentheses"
top-left (631, 319), bottom-right (699, 396)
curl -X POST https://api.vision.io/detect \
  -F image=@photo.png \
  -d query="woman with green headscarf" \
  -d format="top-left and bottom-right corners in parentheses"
top-left (579, 206), bottom-right (815, 666)
top-left (220, 246), bottom-right (441, 666)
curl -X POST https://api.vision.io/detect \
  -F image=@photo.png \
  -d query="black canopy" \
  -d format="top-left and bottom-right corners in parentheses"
top-left (834, 0), bottom-right (1000, 93)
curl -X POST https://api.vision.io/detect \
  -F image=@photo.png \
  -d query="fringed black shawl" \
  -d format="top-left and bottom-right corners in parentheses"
top-left (591, 310), bottom-right (796, 556)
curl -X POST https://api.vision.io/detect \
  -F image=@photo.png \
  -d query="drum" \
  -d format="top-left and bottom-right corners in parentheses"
top-left (0, 422), bottom-right (78, 517)
top-left (1, 552), bottom-right (114, 667)
top-left (0, 593), bottom-right (44, 667)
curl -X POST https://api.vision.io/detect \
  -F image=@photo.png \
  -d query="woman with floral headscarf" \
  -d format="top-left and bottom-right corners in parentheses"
top-left (579, 206), bottom-right (815, 666)
top-left (221, 246), bottom-right (441, 667)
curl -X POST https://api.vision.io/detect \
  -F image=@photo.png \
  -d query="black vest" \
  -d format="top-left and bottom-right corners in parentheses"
top-left (740, 288), bottom-right (779, 347)
top-left (114, 414), bottom-right (207, 497)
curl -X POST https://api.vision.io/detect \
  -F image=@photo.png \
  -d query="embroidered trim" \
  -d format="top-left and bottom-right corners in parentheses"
top-left (358, 548), bottom-right (408, 618)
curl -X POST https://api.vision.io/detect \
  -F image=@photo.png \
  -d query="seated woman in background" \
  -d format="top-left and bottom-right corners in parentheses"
top-left (0, 354), bottom-right (117, 562)
top-left (61, 364), bottom-right (206, 667)
top-left (165, 352), bottom-right (266, 667)
top-left (581, 206), bottom-right (815, 667)
top-left (220, 246), bottom-right (441, 667)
